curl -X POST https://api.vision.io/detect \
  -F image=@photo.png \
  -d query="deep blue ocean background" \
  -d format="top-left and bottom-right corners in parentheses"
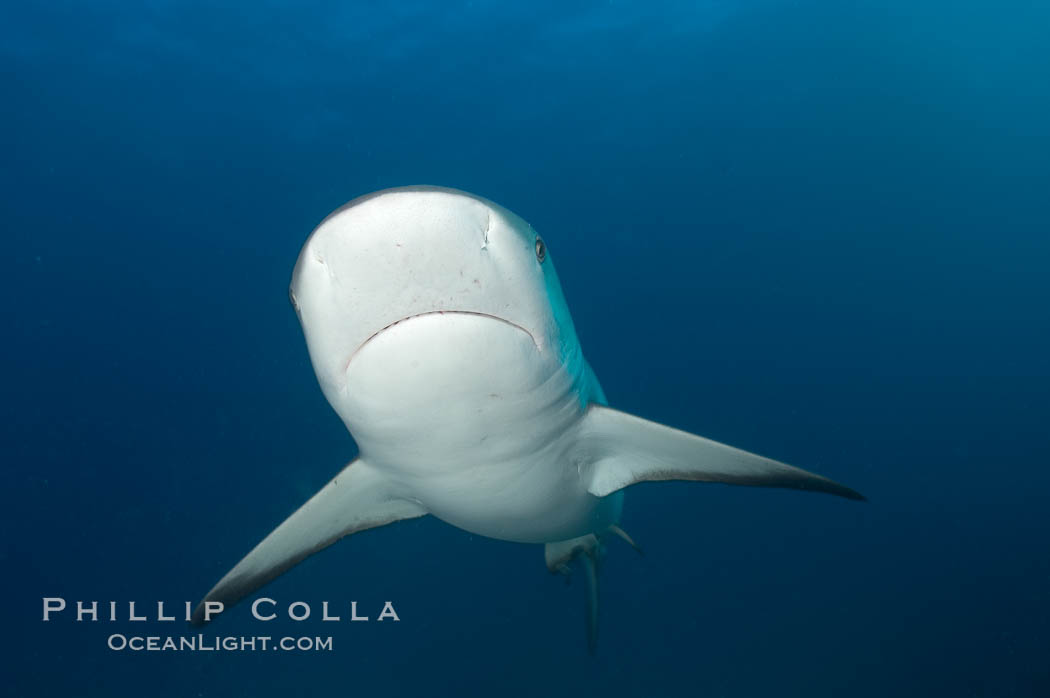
top-left (4, 1), bottom-right (1049, 696)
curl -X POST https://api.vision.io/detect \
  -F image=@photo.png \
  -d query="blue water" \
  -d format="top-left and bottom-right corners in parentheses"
top-left (4, 1), bottom-right (1049, 696)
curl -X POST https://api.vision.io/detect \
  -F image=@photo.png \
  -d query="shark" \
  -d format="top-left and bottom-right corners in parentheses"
top-left (192, 186), bottom-right (863, 649)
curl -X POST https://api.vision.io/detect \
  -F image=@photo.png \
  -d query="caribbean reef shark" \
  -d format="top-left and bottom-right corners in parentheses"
top-left (193, 186), bottom-right (863, 650)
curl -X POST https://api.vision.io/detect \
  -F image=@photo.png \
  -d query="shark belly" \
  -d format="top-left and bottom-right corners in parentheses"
top-left (394, 449), bottom-right (623, 544)
top-left (336, 311), bottom-right (616, 542)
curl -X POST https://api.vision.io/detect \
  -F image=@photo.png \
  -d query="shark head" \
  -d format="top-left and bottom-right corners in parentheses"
top-left (290, 186), bottom-right (582, 413)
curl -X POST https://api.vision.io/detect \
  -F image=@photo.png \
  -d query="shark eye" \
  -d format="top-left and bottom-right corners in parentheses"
top-left (535, 236), bottom-right (546, 263)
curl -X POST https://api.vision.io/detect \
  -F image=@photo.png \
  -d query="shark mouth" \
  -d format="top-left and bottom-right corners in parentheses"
top-left (344, 310), bottom-right (538, 371)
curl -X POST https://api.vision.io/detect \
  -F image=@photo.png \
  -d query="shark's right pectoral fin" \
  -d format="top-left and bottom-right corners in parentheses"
top-left (191, 459), bottom-right (426, 625)
top-left (578, 405), bottom-right (865, 501)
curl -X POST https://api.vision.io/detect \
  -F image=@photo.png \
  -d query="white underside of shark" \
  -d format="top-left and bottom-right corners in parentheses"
top-left (193, 186), bottom-right (863, 649)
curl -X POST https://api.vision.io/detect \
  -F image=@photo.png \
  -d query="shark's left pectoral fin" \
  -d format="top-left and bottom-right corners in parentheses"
top-left (578, 405), bottom-right (865, 501)
top-left (191, 459), bottom-right (426, 625)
